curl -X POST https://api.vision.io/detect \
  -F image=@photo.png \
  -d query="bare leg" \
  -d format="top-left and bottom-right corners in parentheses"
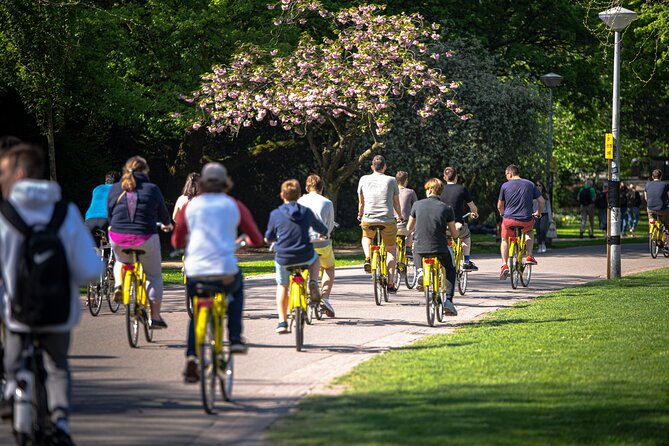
top-left (500, 239), bottom-right (509, 265)
top-left (525, 232), bottom-right (534, 256)
top-left (150, 300), bottom-right (161, 320)
top-left (276, 285), bottom-right (288, 322)
top-left (462, 235), bottom-right (471, 256)
top-left (308, 257), bottom-right (321, 284)
top-left (361, 236), bottom-right (371, 258)
top-left (386, 245), bottom-right (397, 286)
top-left (321, 267), bottom-right (335, 299)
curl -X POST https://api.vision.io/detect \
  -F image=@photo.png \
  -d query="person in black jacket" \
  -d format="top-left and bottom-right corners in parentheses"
top-left (107, 156), bottom-right (173, 328)
top-left (627, 183), bottom-right (641, 237)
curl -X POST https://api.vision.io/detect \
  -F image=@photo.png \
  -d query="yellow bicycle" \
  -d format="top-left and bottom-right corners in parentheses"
top-left (507, 226), bottom-right (532, 289)
top-left (450, 212), bottom-right (473, 295)
top-left (421, 256), bottom-right (447, 326)
top-left (192, 277), bottom-right (234, 413)
top-left (287, 265), bottom-right (315, 351)
top-left (369, 225), bottom-right (389, 305)
top-left (394, 234), bottom-right (417, 289)
top-left (648, 214), bottom-right (669, 258)
top-left (121, 248), bottom-right (153, 348)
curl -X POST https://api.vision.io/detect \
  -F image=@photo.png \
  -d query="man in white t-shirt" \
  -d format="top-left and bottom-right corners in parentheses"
top-left (298, 174), bottom-right (336, 317)
top-left (357, 155), bottom-right (402, 293)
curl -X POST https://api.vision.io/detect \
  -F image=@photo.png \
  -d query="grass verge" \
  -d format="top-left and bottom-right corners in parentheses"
top-left (269, 268), bottom-right (669, 446)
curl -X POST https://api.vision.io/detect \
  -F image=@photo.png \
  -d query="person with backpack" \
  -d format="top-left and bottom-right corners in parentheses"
top-left (577, 179), bottom-right (596, 238)
top-left (0, 144), bottom-right (102, 445)
top-left (594, 184), bottom-right (608, 231)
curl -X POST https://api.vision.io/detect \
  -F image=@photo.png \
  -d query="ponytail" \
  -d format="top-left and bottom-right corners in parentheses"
top-left (121, 155), bottom-right (149, 192)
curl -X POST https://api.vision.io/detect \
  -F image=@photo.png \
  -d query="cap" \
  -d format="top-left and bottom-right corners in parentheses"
top-left (200, 162), bottom-right (228, 183)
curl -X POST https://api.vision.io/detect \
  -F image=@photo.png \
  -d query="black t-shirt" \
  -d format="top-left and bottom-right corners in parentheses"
top-left (645, 180), bottom-right (669, 211)
top-left (439, 183), bottom-right (472, 223)
top-left (410, 196), bottom-right (455, 254)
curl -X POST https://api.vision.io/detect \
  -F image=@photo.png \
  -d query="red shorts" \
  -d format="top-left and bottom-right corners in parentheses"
top-left (501, 218), bottom-right (535, 240)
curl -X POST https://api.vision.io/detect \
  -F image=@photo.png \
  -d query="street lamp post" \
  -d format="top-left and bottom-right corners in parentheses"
top-left (540, 72), bottom-right (563, 205)
top-left (599, 6), bottom-right (638, 279)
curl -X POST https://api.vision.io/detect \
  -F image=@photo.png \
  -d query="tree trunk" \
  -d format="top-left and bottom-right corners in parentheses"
top-left (46, 101), bottom-right (57, 181)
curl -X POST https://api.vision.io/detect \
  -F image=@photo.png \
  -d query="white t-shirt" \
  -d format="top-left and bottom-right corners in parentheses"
top-left (297, 192), bottom-right (334, 248)
top-left (183, 193), bottom-right (240, 277)
top-left (357, 172), bottom-right (399, 223)
top-left (172, 194), bottom-right (190, 221)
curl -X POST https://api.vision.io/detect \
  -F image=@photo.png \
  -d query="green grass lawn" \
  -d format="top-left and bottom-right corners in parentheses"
top-left (269, 268), bottom-right (669, 446)
top-left (162, 255), bottom-right (366, 285)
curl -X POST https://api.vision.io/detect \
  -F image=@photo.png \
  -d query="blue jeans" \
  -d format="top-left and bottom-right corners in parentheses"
top-left (185, 271), bottom-right (244, 357)
top-left (630, 207), bottom-right (640, 230)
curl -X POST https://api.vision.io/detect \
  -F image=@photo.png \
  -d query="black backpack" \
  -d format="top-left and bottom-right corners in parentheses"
top-left (578, 187), bottom-right (593, 205)
top-left (0, 200), bottom-right (71, 326)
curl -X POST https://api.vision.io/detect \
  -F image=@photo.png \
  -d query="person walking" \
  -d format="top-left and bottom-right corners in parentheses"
top-left (533, 180), bottom-right (552, 253)
top-left (627, 183), bottom-right (641, 237)
top-left (357, 155), bottom-right (402, 293)
top-left (107, 156), bottom-right (173, 329)
top-left (619, 181), bottom-right (629, 235)
top-left (498, 165), bottom-right (543, 280)
top-left (577, 179), bottom-right (596, 238)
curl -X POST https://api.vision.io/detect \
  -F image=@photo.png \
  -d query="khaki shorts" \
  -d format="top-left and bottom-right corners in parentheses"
top-left (361, 221), bottom-right (397, 247)
top-left (315, 244), bottom-right (336, 269)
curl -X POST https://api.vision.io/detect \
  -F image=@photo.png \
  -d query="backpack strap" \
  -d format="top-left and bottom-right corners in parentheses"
top-left (0, 201), bottom-right (31, 236)
top-left (48, 200), bottom-right (69, 230)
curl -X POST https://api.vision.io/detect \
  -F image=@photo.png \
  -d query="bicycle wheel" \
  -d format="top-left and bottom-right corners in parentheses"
top-left (383, 271), bottom-right (390, 303)
top-left (373, 262), bottom-right (383, 306)
top-left (306, 300), bottom-right (314, 325)
top-left (186, 288), bottom-right (194, 319)
top-left (509, 255), bottom-right (519, 290)
top-left (143, 307), bottom-right (154, 342)
top-left (294, 306), bottom-right (304, 352)
top-left (457, 269), bottom-right (468, 295)
top-left (404, 256), bottom-right (417, 289)
top-left (425, 285), bottom-right (436, 327)
top-left (106, 267), bottom-right (120, 313)
top-left (219, 335), bottom-right (234, 402)
top-left (393, 267), bottom-right (401, 292)
top-left (199, 311), bottom-right (217, 413)
top-left (87, 281), bottom-right (103, 317)
top-left (125, 276), bottom-right (140, 348)
top-left (649, 230), bottom-right (659, 258)
top-left (436, 291), bottom-right (444, 323)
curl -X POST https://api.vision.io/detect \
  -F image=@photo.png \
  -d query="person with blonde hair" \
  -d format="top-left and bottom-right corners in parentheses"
top-left (298, 174), bottom-right (336, 317)
top-left (406, 178), bottom-right (459, 316)
top-left (265, 179), bottom-right (328, 334)
top-left (107, 156), bottom-right (173, 328)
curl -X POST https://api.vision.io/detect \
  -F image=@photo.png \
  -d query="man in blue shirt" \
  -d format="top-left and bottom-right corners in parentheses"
top-left (645, 169), bottom-right (669, 231)
top-left (497, 165), bottom-right (544, 280)
top-left (84, 171), bottom-right (120, 245)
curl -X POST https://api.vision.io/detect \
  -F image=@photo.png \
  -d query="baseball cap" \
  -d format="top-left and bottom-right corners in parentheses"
top-left (200, 162), bottom-right (228, 183)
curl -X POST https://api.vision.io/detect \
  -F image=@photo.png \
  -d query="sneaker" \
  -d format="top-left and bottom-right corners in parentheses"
top-left (363, 258), bottom-right (371, 273)
top-left (579, 233), bottom-right (584, 239)
top-left (525, 256), bottom-right (538, 265)
top-left (499, 264), bottom-right (509, 280)
top-left (387, 284), bottom-right (398, 294)
top-left (183, 357), bottom-right (199, 383)
top-left (51, 428), bottom-right (76, 446)
top-left (151, 318), bottom-right (168, 329)
top-left (588, 234), bottom-right (595, 239)
top-left (415, 269), bottom-right (424, 291)
top-left (308, 280), bottom-right (322, 302)
top-left (275, 321), bottom-right (289, 334)
top-left (443, 299), bottom-right (458, 316)
top-left (113, 286), bottom-right (123, 303)
top-left (321, 298), bottom-right (335, 318)
top-left (230, 340), bottom-right (249, 354)
top-left (463, 261), bottom-right (478, 271)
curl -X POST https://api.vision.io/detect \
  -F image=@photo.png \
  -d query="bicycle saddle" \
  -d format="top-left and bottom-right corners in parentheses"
top-left (369, 225), bottom-right (386, 231)
top-left (122, 248), bottom-right (146, 255)
top-left (508, 226), bottom-right (524, 231)
top-left (287, 264), bottom-right (310, 274)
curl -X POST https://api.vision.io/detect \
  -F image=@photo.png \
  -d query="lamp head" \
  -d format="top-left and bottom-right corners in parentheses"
top-left (599, 7), bottom-right (638, 32)
top-left (540, 72), bottom-right (563, 88)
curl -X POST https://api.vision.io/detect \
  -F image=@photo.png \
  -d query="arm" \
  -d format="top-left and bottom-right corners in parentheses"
top-left (407, 215), bottom-right (416, 233)
top-left (155, 187), bottom-right (173, 229)
top-left (357, 193), bottom-right (365, 221)
top-left (264, 213), bottom-right (277, 243)
top-left (447, 220), bottom-right (458, 239)
top-left (535, 196), bottom-right (545, 218)
top-left (393, 194), bottom-right (402, 222)
top-left (497, 200), bottom-right (505, 217)
top-left (236, 200), bottom-right (264, 247)
top-left (466, 201), bottom-right (478, 219)
top-left (171, 202), bottom-right (189, 249)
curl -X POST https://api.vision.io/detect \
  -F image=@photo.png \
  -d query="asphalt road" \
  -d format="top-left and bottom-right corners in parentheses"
top-left (1, 242), bottom-right (665, 445)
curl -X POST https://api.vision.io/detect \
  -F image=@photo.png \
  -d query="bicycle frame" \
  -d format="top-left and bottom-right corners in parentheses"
top-left (370, 229), bottom-right (388, 278)
top-left (194, 292), bottom-right (227, 359)
top-left (288, 269), bottom-right (308, 316)
top-left (122, 255), bottom-right (147, 308)
top-left (396, 235), bottom-right (406, 268)
top-left (422, 257), bottom-right (444, 292)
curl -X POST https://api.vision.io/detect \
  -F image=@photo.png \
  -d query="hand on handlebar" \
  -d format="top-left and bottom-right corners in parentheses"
top-left (159, 223), bottom-right (174, 232)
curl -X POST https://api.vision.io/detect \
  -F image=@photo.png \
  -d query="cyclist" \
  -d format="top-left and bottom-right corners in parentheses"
top-left (644, 169), bottom-right (669, 233)
top-left (266, 179), bottom-right (328, 334)
top-left (406, 178), bottom-right (458, 316)
top-left (172, 172), bottom-right (199, 221)
top-left (297, 174), bottom-right (336, 318)
top-left (107, 156), bottom-right (173, 328)
top-left (498, 164), bottom-right (543, 280)
top-left (395, 171), bottom-right (417, 252)
top-left (577, 179), bottom-right (596, 238)
top-left (358, 155), bottom-right (402, 293)
top-left (0, 144), bottom-right (102, 446)
top-left (439, 166), bottom-right (479, 270)
top-left (171, 162), bottom-right (263, 382)
top-left (84, 171), bottom-right (120, 246)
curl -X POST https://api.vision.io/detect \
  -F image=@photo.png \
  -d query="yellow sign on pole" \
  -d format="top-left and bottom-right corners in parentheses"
top-left (605, 133), bottom-right (613, 159)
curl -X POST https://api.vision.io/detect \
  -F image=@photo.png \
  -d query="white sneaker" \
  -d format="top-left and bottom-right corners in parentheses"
top-left (415, 269), bottom-right (424, 291)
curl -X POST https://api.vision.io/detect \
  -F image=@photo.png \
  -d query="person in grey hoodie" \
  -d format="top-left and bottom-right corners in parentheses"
top-left (0, 144), bottom-right (102, 445)
top-left (265, 179), bottom-right (328, 334)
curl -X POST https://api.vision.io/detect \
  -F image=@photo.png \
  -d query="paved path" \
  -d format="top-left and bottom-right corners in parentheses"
top-left (1, 243), bottom-right (666, 445)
